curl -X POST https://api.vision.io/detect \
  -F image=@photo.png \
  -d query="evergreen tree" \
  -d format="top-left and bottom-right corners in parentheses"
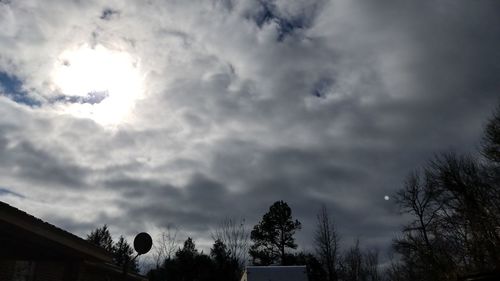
top-left (177, 237), bottom-right (198, 259)
top-left (113, 235), bottom-right (139, 273)
top-left (86, 226), bottom-right (139, 273)
top-left (87, 224), bottom-right (113, 252)
top-left (211, 239), bottom-right (230, 264)
top-left (163, 237), bottom-right (215, 281)
top-left (211, 239), bottom-right (240, 281)
top-left (249, 200), bottom-right (302, 265)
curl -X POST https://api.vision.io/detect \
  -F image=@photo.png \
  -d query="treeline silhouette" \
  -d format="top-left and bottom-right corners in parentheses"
top-left (144, 200), bottom-right (383, 281)
top-left (85, 104), bottom-right (500, 281)
top-left (86, 225), bottom-right (140, 273)
top-left (387, 105), bottom-right (500, 280)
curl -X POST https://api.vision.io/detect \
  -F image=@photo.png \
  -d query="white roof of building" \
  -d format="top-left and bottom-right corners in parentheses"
top-left (241, 266), bottom-right (308, 281)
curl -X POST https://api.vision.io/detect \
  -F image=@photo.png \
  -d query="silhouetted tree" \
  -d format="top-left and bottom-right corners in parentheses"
top-left (384, 253), bottom-right (410, 281)
top-left (87, 224), bottom-right (113, 252)
top-left (340, 239), bottom-right (363, 281)
top-left (337, 239), bottom-right (381, 281)
top-left (163, 237), bottom-right (199, 281)
top-left (305, 254), bottom-right (328, 281)
top-left (211, 239), bottom-right (240, 281)
top-left (87, 226), bottom-right (139, 273)
top-left (363, 248), bottom-right (380, 281)
top-left (314, 205), bottom-right (340, 281)
top-left (148, 237), bottom-right (243, 281)
top-left (249, 200), bottom-right (302, 265)
top-left (284, 252), bottom-right (327, 281)
top-left (211, 218), bottom-right (249, 269)
top-left (211, 239), bottom-right (230, 264)
top-left (152, 226), bottom-right (179, 268)
top-left (177, 237), bottom-right (198, 260)
top-left (393, 170), bottom-right (448, 280)
top-left (161, 237), bottom-right (217, 281)
top-left (394, 154), bottom-right (500, 279)
top-left (113, 235), bottom-right (139, 273)
top-left (392, 105), bottom-right (500, 280)
top-left (482, 105), bottom-right (500, 163)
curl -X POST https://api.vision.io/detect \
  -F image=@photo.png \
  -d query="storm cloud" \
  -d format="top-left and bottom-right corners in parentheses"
top-left (0, 0), bottom-right (499, 262)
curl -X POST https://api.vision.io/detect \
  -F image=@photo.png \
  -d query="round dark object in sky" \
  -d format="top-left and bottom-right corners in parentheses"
top-left (134, 232), bottom-right (153, 254)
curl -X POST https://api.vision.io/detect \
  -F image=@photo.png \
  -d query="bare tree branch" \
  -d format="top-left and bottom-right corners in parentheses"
top-left (211, 217), bottom-right (249, 268)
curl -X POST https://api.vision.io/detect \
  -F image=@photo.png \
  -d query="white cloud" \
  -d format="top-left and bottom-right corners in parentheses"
top-left (0, 0), bottom-right (499, 258)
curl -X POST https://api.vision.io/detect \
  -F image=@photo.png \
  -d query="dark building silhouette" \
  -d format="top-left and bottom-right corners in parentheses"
top-left (0, 200), bottom-right (146, 281)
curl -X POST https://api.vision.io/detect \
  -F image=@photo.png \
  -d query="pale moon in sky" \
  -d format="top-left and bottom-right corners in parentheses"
top-left (51, 44), bottom-right (144, 126)
top-left (384, 195), bottom-right (390, 201)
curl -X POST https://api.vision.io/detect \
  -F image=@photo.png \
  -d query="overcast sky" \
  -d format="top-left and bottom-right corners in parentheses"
top-left (1, 0), bottom-right (499, 263)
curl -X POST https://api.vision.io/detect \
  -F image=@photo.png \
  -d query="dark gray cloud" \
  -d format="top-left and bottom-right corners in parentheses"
top-left (0, 139), bottom-right (90, 188)
top-left (0, 0), bottom-right (498, 262)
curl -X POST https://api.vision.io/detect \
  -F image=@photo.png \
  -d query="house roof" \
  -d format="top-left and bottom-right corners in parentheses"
top-left (84, 261), bottom-right (148, 281)
top-left (242, 266), bottom-right (309, 281)
top-left (0, 200), bottom-right (112, 262)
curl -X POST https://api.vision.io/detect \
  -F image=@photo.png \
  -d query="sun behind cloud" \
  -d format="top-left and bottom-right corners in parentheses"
top-left (50, 44), bottom-right (144, 126)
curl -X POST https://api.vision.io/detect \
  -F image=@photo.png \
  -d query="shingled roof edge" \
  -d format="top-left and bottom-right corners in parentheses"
top-left (0, 200), bottom-right (112, 262)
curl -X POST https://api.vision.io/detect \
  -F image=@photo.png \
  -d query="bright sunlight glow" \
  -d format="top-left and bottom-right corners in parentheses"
top-left (51, 44), bottom-right (143, 126)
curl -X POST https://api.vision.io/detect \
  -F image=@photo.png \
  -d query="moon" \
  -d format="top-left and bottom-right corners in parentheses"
top-left (384, 195), bottom-right (390, 201)
top-left (51, 44), bottom-right (144, 126)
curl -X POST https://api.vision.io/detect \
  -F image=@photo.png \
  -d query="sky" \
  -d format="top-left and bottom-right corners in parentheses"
top-left (1, 0), bottom-right (500, 264)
